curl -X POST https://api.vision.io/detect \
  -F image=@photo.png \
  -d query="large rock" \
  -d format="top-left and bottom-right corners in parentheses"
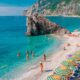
top-left (26, 14), bottom-right (70, 36)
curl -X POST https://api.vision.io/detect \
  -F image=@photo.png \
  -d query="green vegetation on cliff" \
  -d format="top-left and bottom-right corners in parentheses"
top-left (25, 0), bottom-right (80, 16)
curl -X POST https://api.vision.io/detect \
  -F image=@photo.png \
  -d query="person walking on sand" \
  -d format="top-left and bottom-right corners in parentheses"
top-left (40, 61), bottom-right (44, 72)
top-left (43, 54), bottom-right (46, 61)
top-left (26, 51), bottom-right (29, 60)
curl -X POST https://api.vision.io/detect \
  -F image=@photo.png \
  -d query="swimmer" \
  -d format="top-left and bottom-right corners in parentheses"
top-left (26, 51), bottom-right (29, 60)
top-left (31, 51), bottom-right (34, 58)
top-left (17, 51), bottom-right (20, 57)
top-left (43, 54), bottom-right (46, 61)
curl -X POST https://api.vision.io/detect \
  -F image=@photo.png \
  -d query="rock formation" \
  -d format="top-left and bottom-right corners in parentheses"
top-left (26, 14), bottom-right (70, 36)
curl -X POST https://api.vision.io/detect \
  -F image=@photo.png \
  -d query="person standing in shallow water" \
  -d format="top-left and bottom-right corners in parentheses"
top-left (40, 61), bottom-right (44, 73)
top-left (31, 51), bottom-right (34, 58)
top-left (17, 51), bottom-right (20, 58)
top-left (26, 51), bottom-right (29, 60)
top-left (43, 54), bottom-right (46, 62)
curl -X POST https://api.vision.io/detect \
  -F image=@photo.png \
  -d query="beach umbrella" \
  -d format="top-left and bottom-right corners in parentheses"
top-left (69, 76), bottom-right (75, 80)
top-left (67, 54), bottom-right (73, 58)
top-left (76, 51), bottom-right (80, 54)
top-left (72, 56), bottom-right (79, 58)
top-left (66, 60), bottom-right (78, 70)
top-left (47, 75), bottom-right (55, 80)
top-left (47, 75), bottom-right (61, 80)
top-left (61, 61), bottom-right (77, 71)
top-left (52, 75), bottom-right (61, 80)
top-left (67, 57), bottom-right (75, 61)
top-left (67, 60), bottom-right (78, 66)
top-left (72, 55), bottom-right (80, 62)
top-left (55, 66), bottom-right (72, 76)
top-left (61, 61), bottom-right (71, 66)
top-left (73, 53), bottom-right (80, 57)
top-left (70, 65), bottom-right (77, 71)
top-left (72, 56), bottom-right (80, 61)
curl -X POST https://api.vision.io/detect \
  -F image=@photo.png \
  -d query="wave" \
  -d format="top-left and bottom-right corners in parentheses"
top-left (0, 65), bottom-right (7, 70)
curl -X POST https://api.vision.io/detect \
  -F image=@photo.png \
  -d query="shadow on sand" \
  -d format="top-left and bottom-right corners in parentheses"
top-left (44, 69), bottom-right (53, 72)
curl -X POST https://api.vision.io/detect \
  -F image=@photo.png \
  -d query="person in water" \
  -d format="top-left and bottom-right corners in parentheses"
top-left (17, 51), bottom-right (20, 57)
top-left (43, 54), bottom-right (46, 61)
top-left (40, 61), bottom-right (44, 72)
top-left (26, 51), bottom-right (29, 60)
top-left (31, 51), bottom-right (34, 58)
top-left (64, 47), bottom-right (66, 50)
top-left (67, 43), bottom-right (70, 46)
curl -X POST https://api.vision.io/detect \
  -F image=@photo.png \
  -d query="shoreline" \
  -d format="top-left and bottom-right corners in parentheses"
top-left (13, 35), bottom-right (64, 80)
top-left (16, 32), bottom-right (80, 80)
top-left (45, 15), bottom-right (80, 18)
top-left (0, 34), bottom-right (62, 80)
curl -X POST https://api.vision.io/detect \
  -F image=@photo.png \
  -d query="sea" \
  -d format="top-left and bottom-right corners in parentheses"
top-left (0, 16), bottom-right (80, 80)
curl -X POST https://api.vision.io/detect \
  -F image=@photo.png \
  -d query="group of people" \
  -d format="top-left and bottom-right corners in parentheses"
top-left (26, 51), bottom-right (34, 60)
top-left (17, 50), bottom-right (34, 60)
top-left (17, 51), bottom-right (46, 73)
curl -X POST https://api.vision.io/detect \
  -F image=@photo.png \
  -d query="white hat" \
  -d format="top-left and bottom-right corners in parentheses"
top-left (40, 61), bottom-right (42, 64)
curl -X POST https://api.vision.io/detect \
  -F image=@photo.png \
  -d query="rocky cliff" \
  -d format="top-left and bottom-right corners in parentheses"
top-left (26, 14), bottom-right (70, 36)
top-left (24, 0), bottom-right (80, 16)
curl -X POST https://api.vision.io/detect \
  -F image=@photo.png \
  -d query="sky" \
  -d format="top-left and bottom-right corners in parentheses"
top-left (0, 0), bottom-right (36, 16)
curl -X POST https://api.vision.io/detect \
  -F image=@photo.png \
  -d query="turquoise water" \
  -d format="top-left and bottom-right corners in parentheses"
top-left (0, 16), bottom-right (60, 80)
top-left (46, 16), bottom-right (80, 32)
top-left (0, 16), bottom-right (80, 80)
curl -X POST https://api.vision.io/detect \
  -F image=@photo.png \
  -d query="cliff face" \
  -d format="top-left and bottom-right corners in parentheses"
top-left (26, 14), bottom-right (70, 36)
top-left (24, 0), bottom-right (80, 16)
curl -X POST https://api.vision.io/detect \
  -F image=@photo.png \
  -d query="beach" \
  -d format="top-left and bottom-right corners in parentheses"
top-left (1, 0), bottom-right (80, 79)
top-left (14, 32), bottom-right (80, 80)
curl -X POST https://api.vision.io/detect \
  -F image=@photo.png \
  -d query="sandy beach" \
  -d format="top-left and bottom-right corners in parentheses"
top-left (15, 32), bottom-right (80, 80)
